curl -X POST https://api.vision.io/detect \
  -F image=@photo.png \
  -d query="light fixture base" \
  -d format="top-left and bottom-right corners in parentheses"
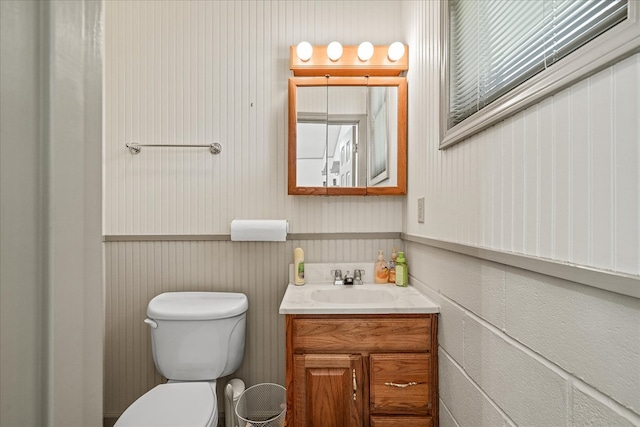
top-left (290, 44), bottom-right (408, 76)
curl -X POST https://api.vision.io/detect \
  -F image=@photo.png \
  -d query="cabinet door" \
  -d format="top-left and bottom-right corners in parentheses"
top-left (293, 354), bottom-right (363, 427)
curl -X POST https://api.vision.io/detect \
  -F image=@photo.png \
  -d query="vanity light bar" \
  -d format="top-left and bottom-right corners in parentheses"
top-left (290, 44), bottom-right (408, 77)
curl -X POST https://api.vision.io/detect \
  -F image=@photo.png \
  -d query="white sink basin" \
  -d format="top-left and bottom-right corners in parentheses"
top-left (279, 282), bottom-right (439, 314)
top-left (310, 287), bottom-right (398, 304)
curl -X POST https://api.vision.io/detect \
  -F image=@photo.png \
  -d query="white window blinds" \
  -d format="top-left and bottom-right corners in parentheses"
top-left (449, 0), bottom-right (629, 127)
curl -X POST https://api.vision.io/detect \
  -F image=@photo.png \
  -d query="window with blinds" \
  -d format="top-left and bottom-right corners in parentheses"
top-left (448, 0), bottom-right (629, 129)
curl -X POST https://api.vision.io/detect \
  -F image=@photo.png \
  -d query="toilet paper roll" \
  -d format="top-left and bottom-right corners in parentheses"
top-left (230, 220), bottom-right (289, 242)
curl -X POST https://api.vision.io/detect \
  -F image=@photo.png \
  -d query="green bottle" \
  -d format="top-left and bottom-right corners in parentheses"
top-left (395, 251), bottom-right (408, 287)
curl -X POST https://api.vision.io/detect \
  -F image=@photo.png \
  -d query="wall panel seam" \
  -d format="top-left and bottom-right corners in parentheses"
top-left (103, 232), bottom-right (402, 242)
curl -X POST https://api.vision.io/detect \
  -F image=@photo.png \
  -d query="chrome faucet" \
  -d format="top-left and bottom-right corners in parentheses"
top-left (344, 271), bottom-right (354, 285)
top-left (331, 269), bottom-right (343, 285)
top-left (332, 269), bottom-right (364, 285)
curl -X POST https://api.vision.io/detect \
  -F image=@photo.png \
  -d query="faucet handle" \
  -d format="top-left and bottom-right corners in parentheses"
top-left (331, 269), bottom-right (343, 285)
top-left (354, 269), bottom-right (365, 285)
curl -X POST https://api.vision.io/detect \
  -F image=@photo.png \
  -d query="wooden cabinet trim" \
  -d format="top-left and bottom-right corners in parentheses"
top-left (291, 315), bottom-right (433, 353)
top-left (371, 415), bottom-right (433, 427)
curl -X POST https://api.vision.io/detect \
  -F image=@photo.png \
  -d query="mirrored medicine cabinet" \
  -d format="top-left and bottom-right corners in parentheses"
top-left (288, 44), bottom-right (408, 196)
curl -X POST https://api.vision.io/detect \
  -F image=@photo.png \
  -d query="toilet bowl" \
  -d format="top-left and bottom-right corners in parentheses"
top-left (115, 292), bottom-right (248, 427)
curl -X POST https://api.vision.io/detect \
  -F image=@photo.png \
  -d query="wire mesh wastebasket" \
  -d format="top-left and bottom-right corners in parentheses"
top-left (235, 383), bottom-right (286, 427)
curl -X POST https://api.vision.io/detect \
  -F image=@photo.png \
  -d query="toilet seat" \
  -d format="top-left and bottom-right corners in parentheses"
top-left (115, 382), bottom-right (217, 427)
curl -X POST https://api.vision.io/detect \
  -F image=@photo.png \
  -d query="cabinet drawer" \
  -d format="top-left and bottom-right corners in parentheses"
top-left (291, 316), bottom-right (432, 353)
top-left (370, 353), bottom-right (431, 414)
top-left (371, 416), bottom-right (433, 427)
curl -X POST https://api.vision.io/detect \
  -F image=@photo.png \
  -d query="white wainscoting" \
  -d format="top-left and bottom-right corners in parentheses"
top-left (104, 238), bottom-right (401, 416)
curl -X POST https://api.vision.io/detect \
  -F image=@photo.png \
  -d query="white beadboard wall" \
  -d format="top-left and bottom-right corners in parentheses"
top-left (103, 0), bottom-right (409, 418)
top-left (404, 0), bottom-right (639, 277)
top-left (105, 1), bottom-right (640, 425)
top-left (402, 1), bottom-right (640, 426)
top-left (104, 0), bottom-right (406, 236)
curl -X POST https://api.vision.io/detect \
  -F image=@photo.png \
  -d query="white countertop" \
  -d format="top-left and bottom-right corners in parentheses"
top-left (279, 282), bottom-right (440, 315)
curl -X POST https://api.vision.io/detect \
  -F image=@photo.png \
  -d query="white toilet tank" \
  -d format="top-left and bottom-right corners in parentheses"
top-left (146, 292), bottom-right (248, 381)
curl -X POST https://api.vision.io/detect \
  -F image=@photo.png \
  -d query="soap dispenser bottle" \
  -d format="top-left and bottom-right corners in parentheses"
top-left (294, 247), bottom-right (305, 285)
top-left (395, 251), bottom-right (408, 287)
top-left (374, 250), bottom-right (389, 284)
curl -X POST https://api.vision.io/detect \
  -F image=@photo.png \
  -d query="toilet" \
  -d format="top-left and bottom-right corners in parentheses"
top-left (115, 291), bottom-right (248, 427)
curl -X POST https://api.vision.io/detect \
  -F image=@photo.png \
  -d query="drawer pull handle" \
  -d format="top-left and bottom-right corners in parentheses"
top-left (352, 369), bottom-right (357, 401)
top-left (384, 381), bottom-right (419, 388)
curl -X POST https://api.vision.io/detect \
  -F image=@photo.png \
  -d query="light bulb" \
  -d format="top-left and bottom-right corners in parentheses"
top-left (296, 41), bottom-right (313, 62)
top-left (387, 42), bottom-right (405, 62)
top-left (357, 42), bottom-right (374, 61)
top-left (327, 41), bottom-right (343, 62)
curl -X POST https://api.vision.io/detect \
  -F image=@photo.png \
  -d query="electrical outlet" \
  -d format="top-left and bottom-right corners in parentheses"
top-left (417, 197), bottom-right (425, 223)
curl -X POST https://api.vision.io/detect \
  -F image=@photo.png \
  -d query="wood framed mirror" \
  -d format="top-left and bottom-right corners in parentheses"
top-left (288, 76), bottom-right (407, 195)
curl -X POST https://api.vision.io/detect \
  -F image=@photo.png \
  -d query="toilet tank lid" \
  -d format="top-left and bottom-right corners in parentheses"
top-left (147, 292), bottom-right (248, 320)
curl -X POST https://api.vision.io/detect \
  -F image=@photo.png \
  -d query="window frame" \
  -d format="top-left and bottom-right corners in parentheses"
top-left (440, 0), bottom-right (640, 150)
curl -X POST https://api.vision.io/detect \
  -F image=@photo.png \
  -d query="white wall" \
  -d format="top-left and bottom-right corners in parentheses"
top-left (103, 0), bottom-right (407, 418)
top-left (0, 1), bottom-right (104, 426)
top-left (408, 242), bottom-right (640, 426)
top-left (1, 2), bottom-right (45, 424)
top-left (104, 1), bottom-right (640, 425)
top-left (104, 0), bottom-right (405, 236)
top-left (404, 5), bottom-right (639, 278)
top-left (403, 1), bottom-right (640, 425)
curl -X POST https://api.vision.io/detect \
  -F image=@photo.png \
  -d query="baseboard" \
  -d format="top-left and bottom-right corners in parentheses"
top-left (103, 414), bottom-right (119, 427)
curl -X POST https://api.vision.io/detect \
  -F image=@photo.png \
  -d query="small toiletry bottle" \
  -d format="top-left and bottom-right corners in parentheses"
top-left (294, 247), bottom-right (305, 285)
top-left (374, 250), bottom-right (389, 284)
top-left (395, 251), bottom-right (408, 287)
top-left (388, 247), bottom-right (397, 283)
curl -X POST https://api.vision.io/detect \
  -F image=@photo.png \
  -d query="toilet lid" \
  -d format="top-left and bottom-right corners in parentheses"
top-left (147, 292), bottom-right (248, 320)
top-left (115, 383), bottom-right (216, 427)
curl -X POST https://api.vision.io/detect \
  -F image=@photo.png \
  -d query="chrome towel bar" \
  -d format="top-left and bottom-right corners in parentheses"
top-left (126, 142), bottom-right (222, 155)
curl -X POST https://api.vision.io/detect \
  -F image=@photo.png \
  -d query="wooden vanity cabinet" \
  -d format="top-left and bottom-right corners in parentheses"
top-left (285, 314), bottom-right (438, 427)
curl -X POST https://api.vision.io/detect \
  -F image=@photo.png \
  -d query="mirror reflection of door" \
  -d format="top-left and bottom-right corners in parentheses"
top-left (327, 86), bottom-right (367, 188)
top-left (297, 118), bottom-right (365, 187)
top-left (295, 85), bottom-right (327, 187)
top-left (368, 86), bottom-right (389, 185)
top-left (296, 85), bottom-right (369, 188)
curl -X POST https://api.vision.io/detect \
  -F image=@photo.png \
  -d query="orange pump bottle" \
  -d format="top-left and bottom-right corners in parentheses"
top-left (374, 250), bottom-right (389, 283)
